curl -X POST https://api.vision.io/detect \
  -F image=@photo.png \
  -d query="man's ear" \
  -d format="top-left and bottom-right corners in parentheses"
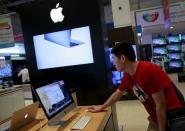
top-left (120, 55), bottom-right (125, 62)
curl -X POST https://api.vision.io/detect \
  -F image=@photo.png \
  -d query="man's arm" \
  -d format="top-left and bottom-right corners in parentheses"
top-left (88, 89), bottom-right (123, 113)
top-left (152, 90), bottom-right (166, 131)
top-left (18, 70), bottom-right (22, 77)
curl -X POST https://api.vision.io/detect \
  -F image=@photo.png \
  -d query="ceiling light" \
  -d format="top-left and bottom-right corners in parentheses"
top-left (137, 33), bottom-right (142, 37)
top-left (170, 26), bottom-right (174, 29)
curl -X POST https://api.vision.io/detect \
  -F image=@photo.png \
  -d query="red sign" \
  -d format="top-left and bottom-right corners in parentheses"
top-left (163, 0), bottom-right (171, 28)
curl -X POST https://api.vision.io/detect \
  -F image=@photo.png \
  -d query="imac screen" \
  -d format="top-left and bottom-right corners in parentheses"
top-left (33, 26), bottom-right (94, 69)
top-left (35, 80), bottom-right (73, 117)
top-left (0, 59), bottom-right (12, 79)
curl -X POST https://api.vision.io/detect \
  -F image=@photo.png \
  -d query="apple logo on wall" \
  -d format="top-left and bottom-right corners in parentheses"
top-left (50, 3), bottom-right (64, 23)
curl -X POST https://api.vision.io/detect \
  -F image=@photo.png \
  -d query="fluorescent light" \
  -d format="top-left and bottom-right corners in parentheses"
top-left (170, 26), bottom-right (174, 29)
top-left (137, 33), bottom-right (142, 37)
top-left (11, 54), bottom-right (20, 57)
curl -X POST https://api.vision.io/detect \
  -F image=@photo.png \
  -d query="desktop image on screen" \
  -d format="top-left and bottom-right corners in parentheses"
top-left (152, 37), bottom-right (167, 45)
top-left (169, 61), bottom-right (183, 68)
top-left (0, 59), bottom-right (12, 79)
top-left (167, 44), bottom-right (181, 52)
top-left (33, 26), bottom-right (94, 70)
top-left (168, 35), bottom-right (180, 43)
top-left (181, 34), bottom-right (185, 42)
top-left (153, 47), bottom-right (167, 55)
top-left (168, 53), bottom-right (181, 60)
top-left (33, 80), bottom-right (75, 125)
top-left (112, 71), bottom-right (124, 87)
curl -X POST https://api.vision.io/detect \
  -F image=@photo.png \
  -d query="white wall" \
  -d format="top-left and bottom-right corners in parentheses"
top-left (141, 34), bottom-right (153, 45)
top-left (130, 0), bottom-right (182, 10)
top-left (111, 0), bottom-right (132, 28)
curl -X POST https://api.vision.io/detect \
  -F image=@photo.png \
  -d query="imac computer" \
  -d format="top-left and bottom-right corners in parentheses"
top-left (33, 80), bottom-right (76, 126)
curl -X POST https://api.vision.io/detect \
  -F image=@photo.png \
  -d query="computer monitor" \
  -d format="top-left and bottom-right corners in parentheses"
top-left (33, 80), bottom-right (76, 126)
top-left (33, 26), bottom-right (94, 70)
top-left (153, 47), bottom-right (167, 55)
top-left (169, 61), bottom-right (183, 68)
top-left (168, 53), bottom-right (181, 60)
top-left (152, 37), bottom-right (167, 45)
top-left (167, 44), bottom-right (181, 52)
top-left (167, 35), bottom-right (180, 43)
top-left (132, 45), bottom-right (137, 61)
top-left (112, 71), bottom-right (124, 88)
top-left (0, 58), bottom-right (12, 79)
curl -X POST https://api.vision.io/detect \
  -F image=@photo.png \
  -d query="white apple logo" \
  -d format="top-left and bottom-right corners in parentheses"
top-left (50, 3), bottom-right (64, 23)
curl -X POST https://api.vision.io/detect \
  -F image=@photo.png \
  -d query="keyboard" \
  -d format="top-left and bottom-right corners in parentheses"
top-left (71, 115), bottom-right (91, 130)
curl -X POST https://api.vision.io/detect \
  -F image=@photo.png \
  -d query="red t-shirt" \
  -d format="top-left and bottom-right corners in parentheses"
top-left (118, 61), bottom-right (184, 123)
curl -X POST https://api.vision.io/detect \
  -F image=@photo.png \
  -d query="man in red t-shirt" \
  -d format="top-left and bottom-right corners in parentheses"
top-left (88, 42), bottom-right (184, 131)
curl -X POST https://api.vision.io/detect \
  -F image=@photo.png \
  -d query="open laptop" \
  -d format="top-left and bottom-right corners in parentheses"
top-left (9, 102), bottom-right (39, 131)
top-left (44, 29), bottom-right (85, 48)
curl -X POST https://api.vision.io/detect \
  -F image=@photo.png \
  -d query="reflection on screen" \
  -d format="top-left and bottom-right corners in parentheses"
top-left (36, 81), bottom-right (72, 117)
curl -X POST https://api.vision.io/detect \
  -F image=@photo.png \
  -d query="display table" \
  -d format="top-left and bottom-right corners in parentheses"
top-left (19, 106), bottom-right (114, 131)
top-left (0, 85), bottom-right (25, 123)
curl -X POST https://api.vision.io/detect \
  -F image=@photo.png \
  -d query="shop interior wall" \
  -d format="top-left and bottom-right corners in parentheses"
top-left (11, 0), bottom-right (113, 105)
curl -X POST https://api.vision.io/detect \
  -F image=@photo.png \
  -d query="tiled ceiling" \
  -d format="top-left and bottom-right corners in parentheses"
top-left (129, 0), bottom-right (184, 10)
top-left (0, 0), bottom-right (184, 12)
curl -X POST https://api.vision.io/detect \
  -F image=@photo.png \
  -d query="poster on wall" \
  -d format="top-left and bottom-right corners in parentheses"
top-left (136, 8), bottom-right (164, 27)
top-left (0, 17), bottom-right (14, 44)
top-left (136, 4), bottom-right (185, 27)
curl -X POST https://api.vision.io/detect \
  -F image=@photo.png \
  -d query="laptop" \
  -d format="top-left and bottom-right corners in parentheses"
top-left (44, 29), bottom-right (85, 48)
top-left (9, 102), bottom-right (39, 131)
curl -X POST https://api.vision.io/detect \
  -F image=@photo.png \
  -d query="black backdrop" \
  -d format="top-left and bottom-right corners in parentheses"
top-left (11, 0), bottom-right (113, 105)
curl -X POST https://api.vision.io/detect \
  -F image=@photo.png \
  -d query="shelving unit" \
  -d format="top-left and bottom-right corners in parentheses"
top-left (166, 35), bottom-right (183, 73)
top-left (152, 35), bottom-right (184, 73)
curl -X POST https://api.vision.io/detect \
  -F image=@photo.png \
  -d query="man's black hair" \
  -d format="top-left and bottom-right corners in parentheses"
top-left (111, 42), bottom-right (136, 61)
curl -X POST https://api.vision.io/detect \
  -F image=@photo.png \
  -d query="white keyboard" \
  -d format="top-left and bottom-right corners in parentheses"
top-left (71, 115), bottom-right (91, 130)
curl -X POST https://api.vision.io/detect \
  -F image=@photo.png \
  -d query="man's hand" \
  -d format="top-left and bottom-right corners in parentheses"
top-left (88, 105), bottom-right (103, 113)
